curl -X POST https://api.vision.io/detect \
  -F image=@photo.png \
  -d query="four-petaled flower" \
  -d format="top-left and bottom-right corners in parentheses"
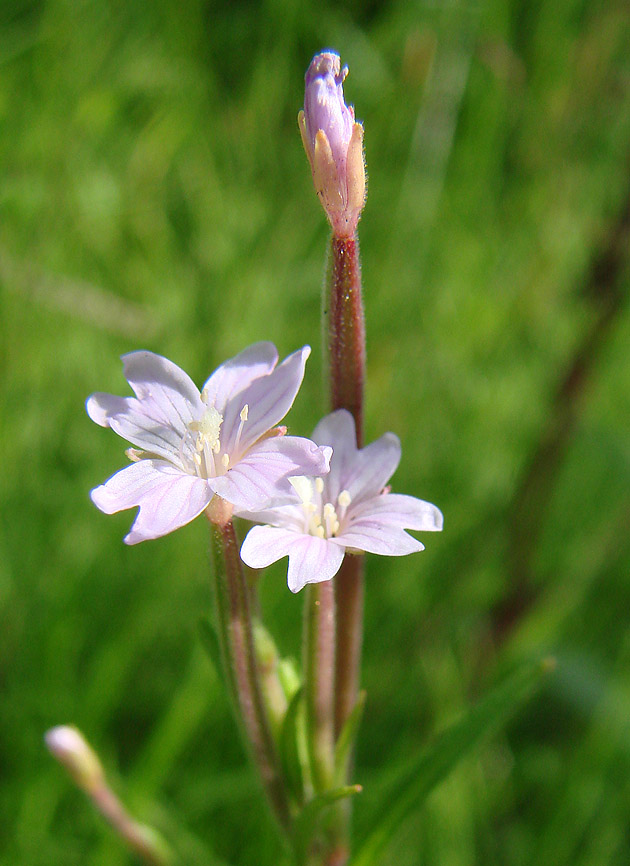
top-left (87, 343), bottom-right (331, 543)
top-left (239, 409), bottom-right (443, 593)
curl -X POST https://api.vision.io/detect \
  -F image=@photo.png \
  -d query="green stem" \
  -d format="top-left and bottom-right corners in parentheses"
top-left (208, 514), bottom-right (291, 832)
top-left (303, 580), bottom-right (336, 793)
top-left (333, 554), bottom-right (364, 741)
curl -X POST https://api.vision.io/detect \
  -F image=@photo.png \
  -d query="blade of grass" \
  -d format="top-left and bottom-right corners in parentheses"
top-left (350, 658), bottom-right (555, 866)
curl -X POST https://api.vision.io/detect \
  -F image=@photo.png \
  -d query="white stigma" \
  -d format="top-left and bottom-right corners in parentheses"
top-left (189, 406), bottom-right (223, 452)
top-left (186, 406), bottom-right (225, 477)
top-left (289, 475), bottom-right (314, 504)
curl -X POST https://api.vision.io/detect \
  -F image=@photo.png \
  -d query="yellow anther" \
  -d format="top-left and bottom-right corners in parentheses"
top-left (212, 440), bottom-right (221, 454)
top-left (315, 477), bottom-right (325, 494)
top-left (315, 525), bottom-right (325, 539)
top-left (240, 404), bottom-right (249, 422)
top-left (222, 453), bottom-right (230, 469)
top-left (338, 490), bottom-right (352, 507)
top-left (323, 502), bottom-right (336, 518)
top-left (193, 453), bottom-right (202, 467)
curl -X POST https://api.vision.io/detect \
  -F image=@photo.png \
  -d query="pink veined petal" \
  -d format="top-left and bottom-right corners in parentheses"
top-left (90, 459), bottom-right (212, 544)
top-left (234, 501), bottom-right (306, 531)
top-left (221, 347), bottom-right (311, 455)
top-left (200, 342), bottom-right (279, 415)
top-left (240, 525), bottom-right (301, 569)
top-left (121, 351), bottom-right (204, 428)
top-left (285, 534), bottom-right (345, 593)
top-left (212, 436), bottom-right (330, 512)
top-left (311, 409), bottom-right (357, 501)
top-left (87, 393), bottom-right (191, 466)
top-left (86, 393), bottom-right (130, 428)
top-left (349, 493), bottom-right (443, 532)
top-left (241, 526), bottom-right (345, 593)
top-left (247, 436), bottom-right (331, 478)
top-left (87, 351), bottom-right (203, 466)
top-left (332, 521), bottom-right (424, 556)
top-left (339, 432), bottom-right (402, 503)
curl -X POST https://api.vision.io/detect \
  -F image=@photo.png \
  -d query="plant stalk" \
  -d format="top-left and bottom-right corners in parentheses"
top-left (208, 512), bottom-right (291, 832)
top-left (325, 233), bottom-right (366, 742)
top-left (303, 579), bottom-right (337, 793)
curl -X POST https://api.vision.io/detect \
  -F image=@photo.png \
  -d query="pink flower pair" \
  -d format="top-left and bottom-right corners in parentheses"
top-left (89, 344), bottom-right (441, 590)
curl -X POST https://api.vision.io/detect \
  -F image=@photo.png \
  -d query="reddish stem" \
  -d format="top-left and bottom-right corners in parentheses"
top-left (328, 234), bottom-right (366, 445)
top-left (326, 233), bottom-right (366, 741)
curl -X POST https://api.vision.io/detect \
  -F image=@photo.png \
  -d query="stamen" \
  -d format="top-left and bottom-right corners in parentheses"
top-left (338, 490), bottom-right (352, 507)
top-left (125, 447), bottom-right (145, 462)
top-left (186, 407), bottom-right (223, 478)
top-left (233, 403), bottom-right (250, 455)
top-left (315, 477), bottom-right (325, 494)
top-left (221, 453), bottom-right (230, 469)
top-left (323, 502), bottom-right (340, 537)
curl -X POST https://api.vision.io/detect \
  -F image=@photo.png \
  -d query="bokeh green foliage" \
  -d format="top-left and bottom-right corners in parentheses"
top-left (1, 0), bottom-right (629, 864)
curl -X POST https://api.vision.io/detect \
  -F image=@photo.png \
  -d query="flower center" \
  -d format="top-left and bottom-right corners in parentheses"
top-left (289, 476), bottom-right (352, 539)
top-left (183, 401), bottom-right (249, 479)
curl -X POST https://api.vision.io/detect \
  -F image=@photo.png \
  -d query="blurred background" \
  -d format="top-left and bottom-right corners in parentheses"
top-left (1, 0), bottom-right (629, 863)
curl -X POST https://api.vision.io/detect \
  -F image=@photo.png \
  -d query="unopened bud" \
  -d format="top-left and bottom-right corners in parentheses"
top-left (45, 725), bottom-right (104, 792)
top-left (299, 51), bottom-right (366, 238)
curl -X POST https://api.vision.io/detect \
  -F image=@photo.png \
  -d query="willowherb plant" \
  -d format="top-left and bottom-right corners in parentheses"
top-left (46, 50), bottom-right (550, 866)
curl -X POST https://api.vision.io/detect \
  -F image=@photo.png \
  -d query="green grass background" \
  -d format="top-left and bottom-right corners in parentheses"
top-left (1, 0), bottom-right (629, 863)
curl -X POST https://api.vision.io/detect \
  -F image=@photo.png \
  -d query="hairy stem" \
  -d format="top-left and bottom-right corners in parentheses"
top-left (325, 233), bottom-right (366, 742)
top-left (303, 579), bottom-right (337, 792)
top-left (208, 513), bottom-right (291, 832)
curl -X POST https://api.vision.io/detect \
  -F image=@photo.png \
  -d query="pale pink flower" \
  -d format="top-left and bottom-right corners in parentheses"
top-left (240, 410), bottom-right (442, 592)
top-left (87, 343), bottom-right (330, 543)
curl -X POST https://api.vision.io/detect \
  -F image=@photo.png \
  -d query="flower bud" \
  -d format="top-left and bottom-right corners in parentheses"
top-left (45, 725), bottom-right (104, 793)
top-left (299, 51), bottom-right (366, 238)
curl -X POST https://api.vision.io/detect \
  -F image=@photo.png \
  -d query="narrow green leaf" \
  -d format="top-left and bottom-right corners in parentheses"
top-left (350, 658), bottom-right (556, 866)
top-left (198, 617), bottom-right (226, 690)
top-left (279, 686), bottom-right (306, 805)
top-left (293, 785), bottom-right (363, 862)
top-left (335, 690), bottom-right (367, 785)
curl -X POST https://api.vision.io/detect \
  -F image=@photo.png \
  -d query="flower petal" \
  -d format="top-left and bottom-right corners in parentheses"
top-left (87, 352), bottom-right (203, 465)
top-left (200, 342), bottom-right (279, 414)
top-left (212, 437), bottom-right (331, 512)
top-left (222, 347), bottom-right (311, 455)
top-left (241, 526), bottom-right (344, 593)
top-left (90, 459), bottom-right (212, 544)
top-left (87, 394), bottom-right (189, 465)
top-left (333, 521), bottom-right (424, 557)
top-left (122, 351), bottom-right (204, 427)
top-left (349, 493), bottom-right (443, 532)
top-left (311, 409), bottom-right (357, 501)
top-left (340, 432), bottom-right (401, 503)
